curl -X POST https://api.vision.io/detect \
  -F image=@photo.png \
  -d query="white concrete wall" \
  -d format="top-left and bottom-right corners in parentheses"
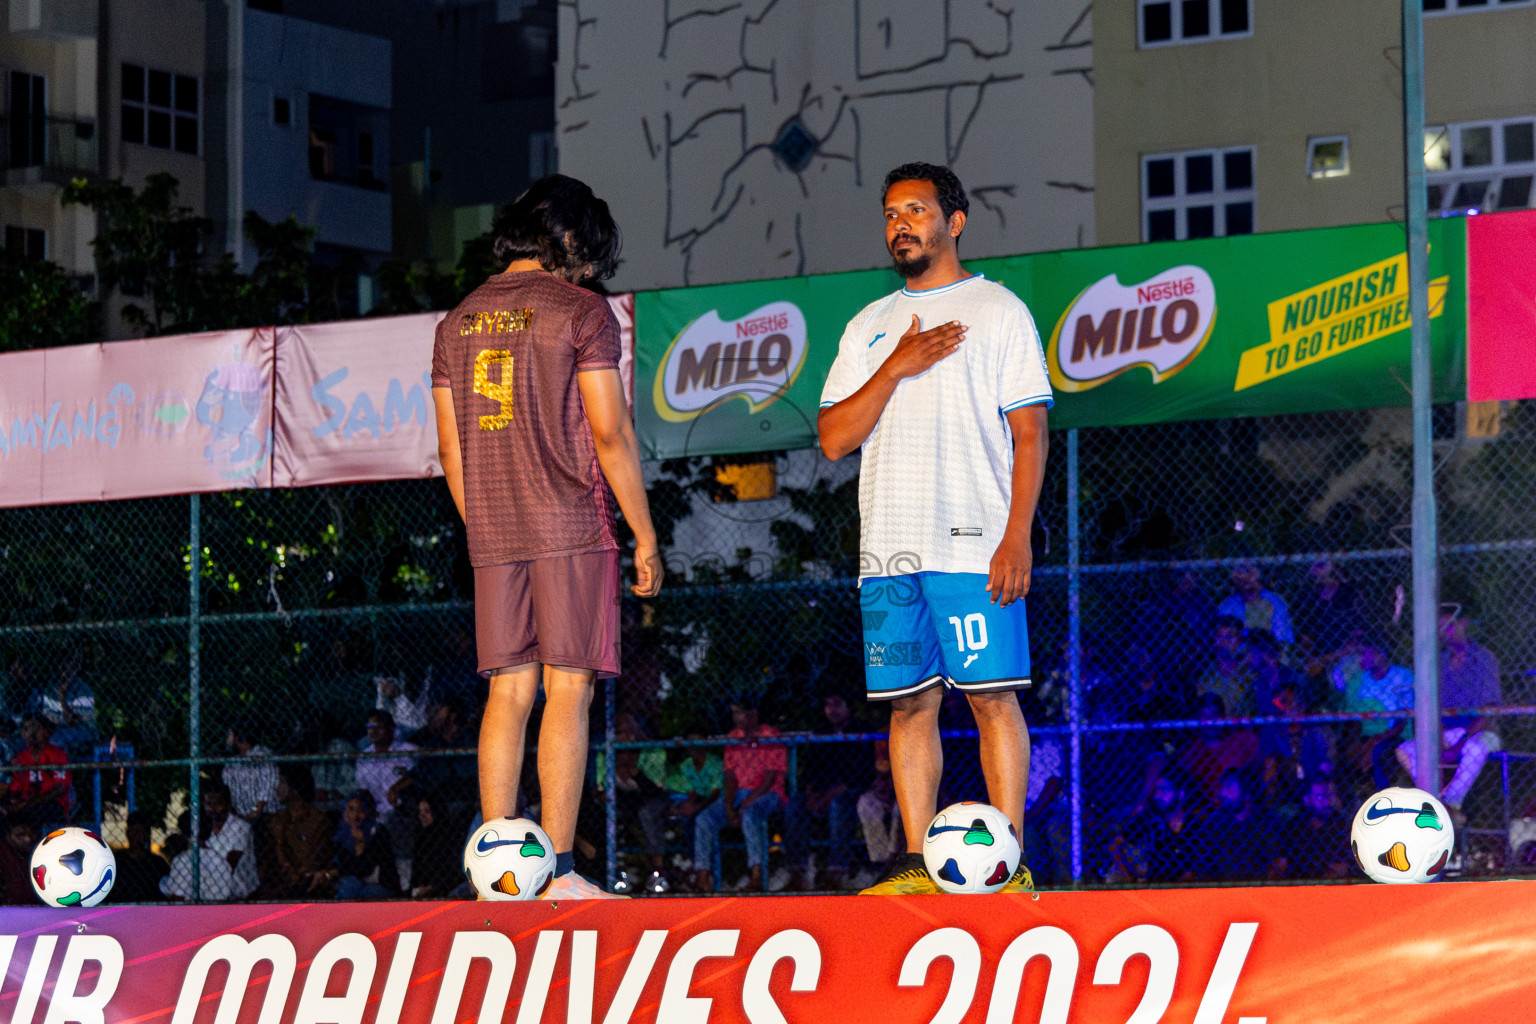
top-left (557, 0), bottom-right (1096, 292)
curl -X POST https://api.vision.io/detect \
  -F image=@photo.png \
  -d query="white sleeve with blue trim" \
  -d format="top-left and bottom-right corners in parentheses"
top-left (819, 308), bottom-right (872, 409)
top-left (997, 296), bottom-right (1054, 414)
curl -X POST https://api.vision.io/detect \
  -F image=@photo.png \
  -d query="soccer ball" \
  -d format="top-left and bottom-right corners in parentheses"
top-left (923, 801), bottom-right (1021, 894)
top-left (463, 817), bottom-right (556, 900)
top-left (1351, 787), bottom-right (1456, 884)
top-left (30, 827), bottom-right (116, 908)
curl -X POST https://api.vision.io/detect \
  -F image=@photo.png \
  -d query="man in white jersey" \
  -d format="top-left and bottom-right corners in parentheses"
top-left (819, 162), bottom-right (1051, 895)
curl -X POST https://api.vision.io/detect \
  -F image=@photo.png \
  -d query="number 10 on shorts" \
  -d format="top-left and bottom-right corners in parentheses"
top-left (947, 614), bottom-right (989, 654)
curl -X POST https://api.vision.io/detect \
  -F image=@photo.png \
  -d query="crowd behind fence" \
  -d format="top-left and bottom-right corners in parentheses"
top-left (3, 402), bottom-right (1536, 903)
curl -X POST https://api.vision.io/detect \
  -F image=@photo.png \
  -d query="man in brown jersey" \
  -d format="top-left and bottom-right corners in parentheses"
top-left (431, 175), bottom-right (662, 899)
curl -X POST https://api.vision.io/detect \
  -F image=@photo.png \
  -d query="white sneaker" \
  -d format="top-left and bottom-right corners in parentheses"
top-left (540, 872), bottom-right (627, 900)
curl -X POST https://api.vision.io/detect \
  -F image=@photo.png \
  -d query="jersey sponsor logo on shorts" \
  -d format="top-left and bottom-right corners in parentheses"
top-left (460, 308), bottom-right (533, 335)
top-left (653, 301), bottom-right (808, 422)
top-left (1046, 265), bottom-right (1216, 393)
top-left (865, 640), bottom-right (922, 667)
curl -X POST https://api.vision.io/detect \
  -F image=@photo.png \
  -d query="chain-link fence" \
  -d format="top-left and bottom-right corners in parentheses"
top-left (3, 402), bottom-right (1535, 902)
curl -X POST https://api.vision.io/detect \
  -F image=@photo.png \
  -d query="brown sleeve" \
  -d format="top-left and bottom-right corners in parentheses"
top-left (431, 314), bottom-right (453, 388)
top-left (573, 295), bottom-right (621, 370)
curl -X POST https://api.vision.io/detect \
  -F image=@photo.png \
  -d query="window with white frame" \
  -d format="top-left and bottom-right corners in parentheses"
top-left (1423, 0), bottom-right (1533, 15)
top-left (1139, 0), bottom-right (1251, 47)
top-left (1425, 116), bottom-right (1535, 216)
top-left (1307, 136), bottom-right (1349, 179)
top-left (121, 63), bottom-right (199, 155)
top-left (1142, 146), bottom-right (1256, 242)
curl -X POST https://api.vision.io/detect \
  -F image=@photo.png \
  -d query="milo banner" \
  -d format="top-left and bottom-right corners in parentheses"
top-left (634, 219), bottom-right (1469, 454)
top-left (4, 882), bottom-right (1535, 1022)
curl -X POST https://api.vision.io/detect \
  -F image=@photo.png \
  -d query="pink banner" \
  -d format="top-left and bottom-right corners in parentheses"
top-left (1467, 208), bottom-right (1536, 401)
top-left (0, 329), bottom-right (275, 508)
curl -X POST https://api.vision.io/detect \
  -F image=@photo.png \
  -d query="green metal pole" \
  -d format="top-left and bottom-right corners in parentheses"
top-left (1402, 0), bottom-right (1442, 795)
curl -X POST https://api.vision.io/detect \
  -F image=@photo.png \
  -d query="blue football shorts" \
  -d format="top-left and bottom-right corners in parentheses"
top-left (859, 571), bottom-right (1032, 701)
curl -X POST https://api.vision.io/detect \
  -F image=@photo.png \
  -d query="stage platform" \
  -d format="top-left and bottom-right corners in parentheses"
top-left (4, 880), bottom-right (1534, 1023)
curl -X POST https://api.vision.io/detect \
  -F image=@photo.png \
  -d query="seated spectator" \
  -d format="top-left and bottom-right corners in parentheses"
top-left (1395, 612), bottom-right (1505, 826)
top-left (161, 783), bottom-right (259, 901)
top-left (27, 651), bottom-right (96, 750)
top-left (1023, 728), bottom-right (1070, 886)
top-left (1296, 559), bottom-right (1365, 676)
top-left (411, 791), bottom-right (468, 898)
top-left (4, 713), bottom-right (73, 825)
top-left (406, 701), bottom-right (479, 816)
top-left (1257, 681), bottom-right (1335, 807)
top-left (1218, 562), bottom-right (1294, 644)
top-left (0, 811), bottom-right (42, 904)
top-left (1331, 635), bottom-right (1413, 790)
top-left (328, 793), bottom-right (401, 899)
top-left (265, 764), bottom-right (333, 898)
top-left (223, 718), bottom-right (279, 824)
top-left (693, 696), bottom-right (786, 892)
top-left (591, 713), bottom-right (671, 891)
top-left (786, 692), bottom-right (870, 890)
top-left (856, 738), bottom-right (903, 871)
top-left (1105, 770), bottom-right (1195, 884)
top-left (112, 810), bottom-right (170, 903)
top-left (1176, 694), bottom-right (1260, 809)
top-left (356, 710), bottom-right (417, 821)
top-left (660, 739), bottom-right (722, 881)
top-left (1247, 629), bottom-right (1308, 715)
top-left (1186, 769), bottom-right (1282, 881)
top-left (1194, 617), bottom-right (1256, 717)
top-left (1278, 778), bottom-right (1350, 880)
top-left (375, 675), bottom-right (430, 741)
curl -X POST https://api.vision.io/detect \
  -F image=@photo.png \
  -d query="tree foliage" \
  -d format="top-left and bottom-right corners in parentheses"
top-left (0, 250), bottom-right (98, 352)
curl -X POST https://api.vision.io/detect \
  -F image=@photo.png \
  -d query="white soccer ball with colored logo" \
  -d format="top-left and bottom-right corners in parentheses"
top-left (464, 817), bottom-right (556, 900)
top-left (30, 827), bottom-right (116, 908)
top-left (923, 801), bottom-right (1021, 894)
top-left (1351, 787), bottom-right (1456, 884)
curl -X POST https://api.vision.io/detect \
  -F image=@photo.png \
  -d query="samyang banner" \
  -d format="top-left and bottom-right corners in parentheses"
top-left (632, 219), bottom-right (1469, 455)
top-left (0, 328), bottom-right (275, 507)
top-left (3, 882), bottom-right (1534, 1023)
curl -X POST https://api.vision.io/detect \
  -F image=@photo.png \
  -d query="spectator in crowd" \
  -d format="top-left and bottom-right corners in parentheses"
top-left (856, 738), bottom-right (903, 871)
top-left (0, 811), bottom-right (42, 904)
top-left (356, 710), bottom-right (417, 821)
top-left (1247, 629), bottom-right (1309, 715)
top-left (1218, 562), bottom-right (1294, 644)
top-left (1194, 617), bottom-right (1256, 717)
top-left (328, 793), bottom-right (401, 899)
top-left (592, 713), bottom-right (671, 892)
top-left (223, 719), bottom-right (279, 824)
top-left (785, 692), bottom-right (869, 890)
top-left (1257, 680), bottom-right (1335, 808)
top-left (162, 783), bottom-right (259, 901)
top-left (111, 810), bottom-right (170, 903)
top-left (1278, 778), bottom-right (1351, 879)
top-left (407, 701), bottom-right (479, 816)
top-left (0, 715), bottom-right (21, 765)
top-left (1105, 769), bottom-right (1194, 884)
top-left (1395, 612), bottom-right (1505, 826)
top-left (1295, 559), bottom-right (1365, 675)
top-left (265, 764), bottom-right (333, 898)
top-left (411, 791), bottom-right (468, 898)
top-left (693, 696), bottom-right (786, 892)
top-left (1023, 728), bottom-right (1070, 886)
top-left (1331, 635), bottom-right (1413, 790)
top-left (1187, 769), bottom-right (1282, 881)
top-left (27, 651), bottom-right (96, 749)
top-left (1132, 571), bottom-right (1214, 685)
top-left (4, 713), bottom-right (73, 825)
top-left (660, 738), bottom-right (722, 881)
top-left (311, 712), bottom-right (358, 814)
top-left (375, 675), bottom-right (431, 741)
top-left (1176, 694), bottom-right (1260, 809)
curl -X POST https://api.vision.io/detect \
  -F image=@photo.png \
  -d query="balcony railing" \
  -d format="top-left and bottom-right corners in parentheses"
top-left (2, 115), bottom-right (98, 187)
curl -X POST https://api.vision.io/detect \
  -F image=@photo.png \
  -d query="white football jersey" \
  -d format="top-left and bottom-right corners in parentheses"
top-left (820, 275), bottom-right (1052, 579)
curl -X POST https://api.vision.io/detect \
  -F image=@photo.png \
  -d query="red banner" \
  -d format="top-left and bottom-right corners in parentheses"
top-left (1467, 208), bottom-right (1536, 402)
top-left (3, 882), bottom-right (1534, 1023)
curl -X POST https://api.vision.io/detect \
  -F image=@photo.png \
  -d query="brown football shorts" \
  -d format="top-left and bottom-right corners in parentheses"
top-left (474, 549), bottom-right (622, 678)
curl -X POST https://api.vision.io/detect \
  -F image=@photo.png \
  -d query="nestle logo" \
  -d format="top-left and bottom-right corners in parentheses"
top-left (1136, 277), bottom-right (1197, 305)
top-left (735, 312), bottom-right (789, 339)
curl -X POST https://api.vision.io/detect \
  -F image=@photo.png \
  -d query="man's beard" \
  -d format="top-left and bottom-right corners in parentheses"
top-left (889, 234), bottom-right (932, 279)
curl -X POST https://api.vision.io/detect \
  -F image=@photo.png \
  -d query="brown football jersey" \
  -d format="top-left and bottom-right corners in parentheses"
top-left (432, 271), bottom-right (621, 565)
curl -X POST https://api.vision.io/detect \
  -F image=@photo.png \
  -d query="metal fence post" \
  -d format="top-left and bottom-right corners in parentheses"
top-left (604, 675), bottom-right (617, 891)
top-left (188, 493), bottom-right (202, 901)
top-left (1067, 429), bottom-right (1083, 883)
top-left (1402, 0), bottom-right (1442, 794)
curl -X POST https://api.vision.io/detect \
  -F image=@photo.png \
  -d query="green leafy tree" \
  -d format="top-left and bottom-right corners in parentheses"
top-left (0, 250), bottom-right (98, 352)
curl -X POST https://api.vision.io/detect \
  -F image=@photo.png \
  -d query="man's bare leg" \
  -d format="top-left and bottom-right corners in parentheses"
top-left (479, 664), bottom-right (541, 821)
top-left (537, 664), bottom-right (598, 854)
top-left (968, 690), bottom-right (1029, 838)
top-left (889, 686), bottom-right (944, 853)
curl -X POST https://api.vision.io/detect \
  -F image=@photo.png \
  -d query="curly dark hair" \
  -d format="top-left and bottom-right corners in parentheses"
top-left (491, 174), bottom-right (622, 282)
top-left (881, 162), bottom-right (969, 222)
